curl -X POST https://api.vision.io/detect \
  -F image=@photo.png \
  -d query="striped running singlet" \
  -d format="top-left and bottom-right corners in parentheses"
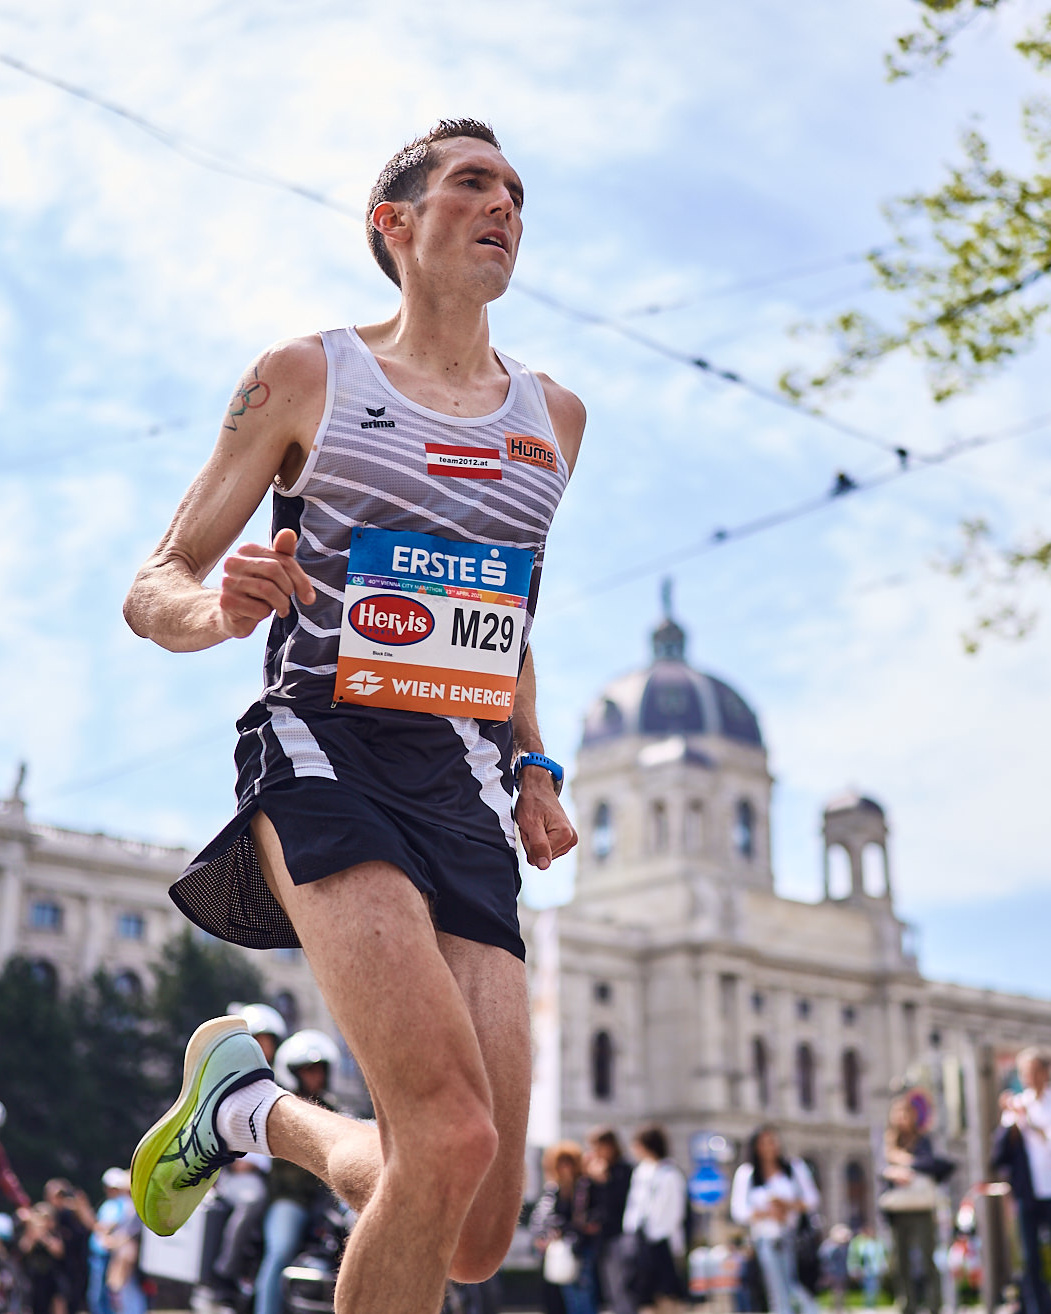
top-left (170, 326), bottom-right (569, 949)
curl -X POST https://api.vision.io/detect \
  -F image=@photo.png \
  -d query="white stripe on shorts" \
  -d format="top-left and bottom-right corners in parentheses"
top-left (269, 706), bottom-right (338, 780)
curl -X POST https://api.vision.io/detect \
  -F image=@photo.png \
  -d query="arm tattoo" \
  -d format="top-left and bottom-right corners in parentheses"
top-left (223, 366), bottom-right (272, 431)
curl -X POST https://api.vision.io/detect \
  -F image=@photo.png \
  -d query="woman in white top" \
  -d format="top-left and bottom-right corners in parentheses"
top-left (730, 1125), bottom-right (820, 1314)
top-left (621, 1125), bottom-right (688, 1314)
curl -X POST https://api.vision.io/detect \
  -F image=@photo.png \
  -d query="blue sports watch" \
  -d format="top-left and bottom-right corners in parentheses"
top-left (513, 752), bottom-right (564, 796)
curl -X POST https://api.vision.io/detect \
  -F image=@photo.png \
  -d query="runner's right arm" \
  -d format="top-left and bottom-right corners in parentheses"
top-left (124, 338), bottom-right (324, 652)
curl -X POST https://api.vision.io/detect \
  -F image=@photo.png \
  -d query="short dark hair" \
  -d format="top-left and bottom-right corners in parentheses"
top-left (634, 1123), bottom-right (669, 1161)
top-left (366, 118), bottom-right (502, 288)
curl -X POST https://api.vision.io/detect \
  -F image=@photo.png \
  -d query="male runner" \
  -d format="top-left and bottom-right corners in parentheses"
top-left (123, 119), bottom-right (583, 1314)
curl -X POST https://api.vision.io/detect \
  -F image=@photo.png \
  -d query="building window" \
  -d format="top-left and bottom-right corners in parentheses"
top-left (797, 998), bottom-right (811, 1021)
top-left (29, 900), bottom-right (63, 932)
top-left (685, 800), bottom-right (704, 853)
top-left (827, 844), bottom-right (851, 898)
top-left (797, 1042), bottom-right (816, 1111)
top-left (733, 800), bottom-right (754, 859)
top-left (649, 800), bottom-right (669, 853)
top-left (592, 802), bottom-right (614, 861)
top-left (753, 1036), bottom-right (770, 1109)
top-left (842, 1048), bottom-right (861, 1113)
top-left (591, 1031), bottom-right (614, 1101)
top-left (842, 1005), bottom-right (856, 1026)
top-left (117, 912), bottom-right (145, 940)
top-left (593, 981), bottom-right (613, 1004)
top-left (114, 970), bottom-right (143, 1001)
top-left (751, 991), bottom-right (765, 1015)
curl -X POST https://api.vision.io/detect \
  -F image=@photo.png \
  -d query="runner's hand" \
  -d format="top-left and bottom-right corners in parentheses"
top-left (219, 527), bottom-right (316, 638)
top-left (515, 769), bottom-right (578, 870)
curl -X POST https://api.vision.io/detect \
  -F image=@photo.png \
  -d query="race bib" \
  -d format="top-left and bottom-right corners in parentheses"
top-left (334, 526), bottom-right (534, 722)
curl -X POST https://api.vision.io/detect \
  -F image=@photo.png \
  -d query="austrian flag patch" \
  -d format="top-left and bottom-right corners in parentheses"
top-left (425, 443), bottom-right (502, 480)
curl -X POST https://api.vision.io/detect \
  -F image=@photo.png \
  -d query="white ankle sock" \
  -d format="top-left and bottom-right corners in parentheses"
top-left (215, 1078), bottom-right (289, 1157)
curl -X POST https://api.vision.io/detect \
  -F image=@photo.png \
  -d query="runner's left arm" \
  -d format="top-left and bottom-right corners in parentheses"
top-left (512, 374), bottom-right (585, 868)
top-left (512, 646), bottom-right (577, 870)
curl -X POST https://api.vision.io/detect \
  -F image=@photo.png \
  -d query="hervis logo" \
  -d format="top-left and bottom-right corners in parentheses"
top-left (349, 594), bottom-right (435, 646)
top-left (505, 432), bottom-right (557, 471)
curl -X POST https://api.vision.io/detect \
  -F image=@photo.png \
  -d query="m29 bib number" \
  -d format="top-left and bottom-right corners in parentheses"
top-left (334, 526), bottom-right (534, 722)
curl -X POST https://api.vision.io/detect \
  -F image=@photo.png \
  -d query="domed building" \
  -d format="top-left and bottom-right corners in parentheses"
top-left (524, 588), bottom-right (1051, 1230)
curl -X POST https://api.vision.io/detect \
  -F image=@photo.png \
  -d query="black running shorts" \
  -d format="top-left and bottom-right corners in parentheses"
top-left (171, 776), bottom-right (525, 960)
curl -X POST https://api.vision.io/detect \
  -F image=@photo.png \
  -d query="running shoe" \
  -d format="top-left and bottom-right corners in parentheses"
top-left (131, 1016), bottom-right (272, 1235)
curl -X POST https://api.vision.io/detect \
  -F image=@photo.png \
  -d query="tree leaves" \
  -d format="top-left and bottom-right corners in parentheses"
top-left (0, 932), bottom-right (265, 1200)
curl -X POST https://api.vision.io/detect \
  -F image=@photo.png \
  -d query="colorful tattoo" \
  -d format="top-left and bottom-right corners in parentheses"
top-left (224, 366), bottom-right (271, 431)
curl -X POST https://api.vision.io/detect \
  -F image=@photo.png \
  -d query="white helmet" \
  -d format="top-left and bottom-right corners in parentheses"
top-left (229, 1003), bottom-right (288, 1043)
top-left (0, 1100), bottom-right (6, 1130)
top-left (274, 1029), bottom-right (340, 1090)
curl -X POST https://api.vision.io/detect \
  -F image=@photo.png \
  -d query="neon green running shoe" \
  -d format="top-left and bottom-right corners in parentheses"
top-left (131, 1016), bottom-right (272, 1236)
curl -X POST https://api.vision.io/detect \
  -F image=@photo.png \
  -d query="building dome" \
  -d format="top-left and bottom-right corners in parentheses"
top-left (581, 582), bottom-right (763, 748)
top-left (824, 791), bottom-right (885, 817)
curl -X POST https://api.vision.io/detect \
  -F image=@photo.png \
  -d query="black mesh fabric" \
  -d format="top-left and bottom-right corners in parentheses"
top-left (170, 808), bottom-right (301, 950)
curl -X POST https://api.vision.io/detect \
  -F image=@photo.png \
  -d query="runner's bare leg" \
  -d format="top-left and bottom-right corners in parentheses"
top-left (251, 812), bottom-right (529, 1314)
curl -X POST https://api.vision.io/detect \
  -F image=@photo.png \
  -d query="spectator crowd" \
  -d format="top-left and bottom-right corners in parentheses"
top-left (5, 1034), bottom-right (1051, 1314)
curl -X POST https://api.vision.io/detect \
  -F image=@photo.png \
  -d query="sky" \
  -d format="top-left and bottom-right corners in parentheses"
top-left (1, 0), bottom-right (1049, 996)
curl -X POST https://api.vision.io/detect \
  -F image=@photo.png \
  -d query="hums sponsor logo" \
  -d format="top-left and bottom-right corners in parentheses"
top-left (505, 431), bottom-right (557, 471)
top-left (361, 405), bottom-right (395, 430)
top-left (349, 595), bottom-right (435, 646)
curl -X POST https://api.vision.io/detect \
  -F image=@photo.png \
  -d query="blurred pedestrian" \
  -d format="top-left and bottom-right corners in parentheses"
top-left (0, 1103), bottom-right (29, 1212)
top-left (818, 1224), bottom-right (852, 1314)
top-left (846, 1226), bottom-right (886, 1307)
top-left (992, 1046), bottom-right (1051, 1314)
top-left (44, 1181), bottom-right (94, 1314)
top-left (87, 1169), bottom-right (144, 1314)
top-left (879, 1097), bottom-right (941, 1314)
top-left (730, 1125), bottom-right (820, 1314)
top-left (17, 1203), bottom-right (65, 1314)
top-left (584, 1127), bottom-right (634, 1314)
top-left (530, 1141), bottom-right (600, 1314)
top-left (622, 1125), bottom-right (687, 1314)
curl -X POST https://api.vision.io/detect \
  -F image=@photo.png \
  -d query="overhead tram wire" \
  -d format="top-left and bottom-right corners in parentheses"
top-left (617, 250), bottom-right (884, 318)
top-left (513, 280), bottom-right (911, 464)
top-left (545, 410), bottom-right (1051, 613)
top-left (2, 50), bottom-right (912, 465)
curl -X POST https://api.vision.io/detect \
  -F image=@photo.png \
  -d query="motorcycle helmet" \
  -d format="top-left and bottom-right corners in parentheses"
top-left (0, 1100), bottom-right (6, 1130)
top-left (274, 1029), bottom-right (340, 1091)
top-left (229, 1002), bottom-right (288, 1044)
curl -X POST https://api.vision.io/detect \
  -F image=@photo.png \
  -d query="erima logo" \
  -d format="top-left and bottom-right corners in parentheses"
top-left (346, 670), bottom-right (384, 696)
top-left (362, 404), bottom-right (395, 430)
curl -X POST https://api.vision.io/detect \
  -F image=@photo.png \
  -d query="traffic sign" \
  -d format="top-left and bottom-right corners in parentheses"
top-left (689, 1162), bottom-right (727, 1208)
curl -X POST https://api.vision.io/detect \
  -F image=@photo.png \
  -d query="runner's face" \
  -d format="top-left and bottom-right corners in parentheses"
top-left (409, 138), bottom-right (524, 297)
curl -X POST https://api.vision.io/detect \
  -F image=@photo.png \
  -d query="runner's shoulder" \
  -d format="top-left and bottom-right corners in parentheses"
top-left (535, 373), bottom-right (586, 473)
top-left (248, 333), bottom-right (327, 400)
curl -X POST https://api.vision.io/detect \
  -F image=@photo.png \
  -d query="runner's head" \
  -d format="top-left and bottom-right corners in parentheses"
top-left (367, 119), bottom-right (523, 295)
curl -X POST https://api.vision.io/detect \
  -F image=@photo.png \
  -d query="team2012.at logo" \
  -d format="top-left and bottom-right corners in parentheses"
top-left (349, 595), bottom-right (435, 646)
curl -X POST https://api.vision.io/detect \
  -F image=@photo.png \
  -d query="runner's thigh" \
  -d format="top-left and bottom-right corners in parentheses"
top-left (250, 811), bottom-right (493, 1137)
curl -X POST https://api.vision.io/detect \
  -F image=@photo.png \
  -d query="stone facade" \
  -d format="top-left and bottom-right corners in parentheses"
top-left (524, 600), bottom-right (1051, 1229)
top-left (0, 785), bottom-right (362, 1102)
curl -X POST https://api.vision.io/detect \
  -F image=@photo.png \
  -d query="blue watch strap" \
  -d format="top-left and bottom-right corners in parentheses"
top-left (513, 752), bottom-right (564, 796)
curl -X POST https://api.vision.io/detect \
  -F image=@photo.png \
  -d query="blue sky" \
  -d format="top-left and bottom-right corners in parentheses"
top-left (1, 0), bottom-right (1049, 997)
